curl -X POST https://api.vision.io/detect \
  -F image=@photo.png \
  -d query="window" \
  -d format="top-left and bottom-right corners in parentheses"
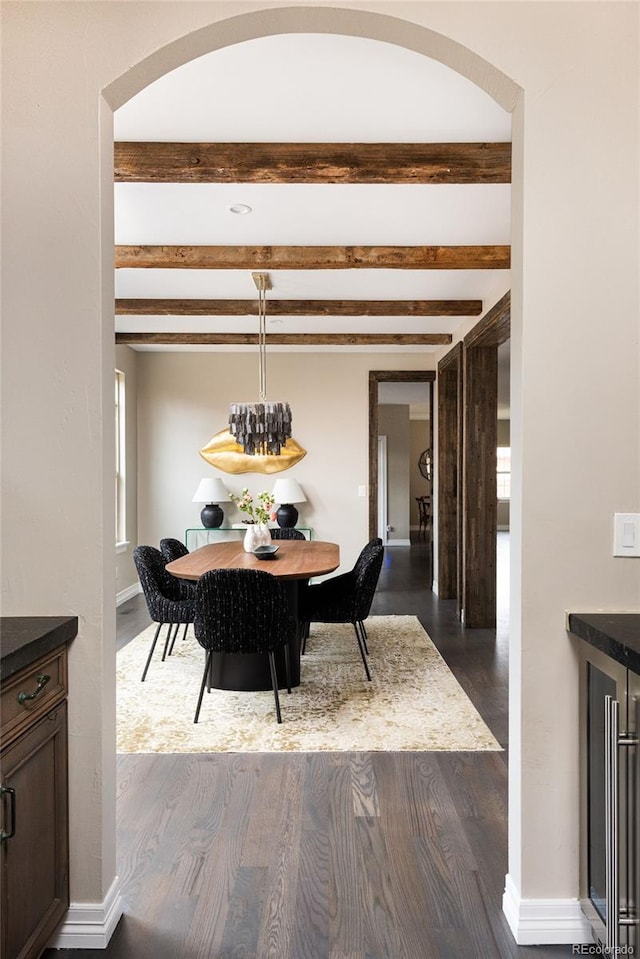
top-left (497, 446), bottom-right (511, 500)
top-left (115, 370), bottom-right (126, 546)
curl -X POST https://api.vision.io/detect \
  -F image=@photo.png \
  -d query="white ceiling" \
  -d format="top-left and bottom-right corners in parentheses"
top-left (114, 33), bottom-right (512, 351)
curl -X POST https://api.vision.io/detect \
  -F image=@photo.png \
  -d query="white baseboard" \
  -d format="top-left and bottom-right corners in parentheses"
top-left (502, 874), bottom-right (593, 945)
top-left (385, 538), bottom-right (411, 547)
top-left (116, 582), bottom-right (141, 607)
top-left (49, 876), bottom-right (125, 949)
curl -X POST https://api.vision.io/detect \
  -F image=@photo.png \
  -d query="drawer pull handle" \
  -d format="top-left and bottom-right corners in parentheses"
top-left (0, 786), bottom-right (16, 842)
top-left (17, 673), bottom-right (51, 705)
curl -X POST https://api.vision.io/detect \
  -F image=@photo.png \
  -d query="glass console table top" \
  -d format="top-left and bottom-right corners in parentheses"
top-left (185, 526), bottom-right (313, 548)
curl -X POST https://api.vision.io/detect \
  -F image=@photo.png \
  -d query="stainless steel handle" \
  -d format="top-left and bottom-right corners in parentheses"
top-left (630, 696), bottom-right (640, 939)
top-left (637, 694), bottom-right (640, 933)
top-left (624, 694), bottom-right (640, 933)
top-left (618, 698), bottom-right (639, 931)
top-left (604, 694), bottom-right (619, 951)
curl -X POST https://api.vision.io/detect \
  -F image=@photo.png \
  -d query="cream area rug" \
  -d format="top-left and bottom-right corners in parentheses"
top-left (116, 616), bottom-right (501, 753)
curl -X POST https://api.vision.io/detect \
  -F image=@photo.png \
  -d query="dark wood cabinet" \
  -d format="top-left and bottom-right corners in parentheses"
top-left (1, 644), bottom-right (70, 959)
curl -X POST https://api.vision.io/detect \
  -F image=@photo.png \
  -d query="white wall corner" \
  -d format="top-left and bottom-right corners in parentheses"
top-left (432, 579), bottom-right (439, 596)
top-left (116, 581), bottom-right (141, 607)
top-left (48, 876), bottom-right (125, 950)
top-left (502, 874), bottom-right (593, 946)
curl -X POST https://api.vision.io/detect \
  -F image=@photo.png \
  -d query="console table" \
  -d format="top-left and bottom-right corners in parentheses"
top-left (185, 526), bottom-right (313, 551)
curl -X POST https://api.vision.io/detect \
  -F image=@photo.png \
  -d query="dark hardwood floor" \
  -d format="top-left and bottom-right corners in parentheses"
top-left (45, 534), bottom-right (574, 958)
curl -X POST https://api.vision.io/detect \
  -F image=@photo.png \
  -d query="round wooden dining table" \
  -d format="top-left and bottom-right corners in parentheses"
top-left (165, 539), bottom-right (339, 691)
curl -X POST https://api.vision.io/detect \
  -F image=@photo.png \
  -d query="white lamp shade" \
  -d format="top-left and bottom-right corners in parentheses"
top-left (272, 477), bottom-right (307, 504)
top-left (192, 477), bottom-right (231, 504)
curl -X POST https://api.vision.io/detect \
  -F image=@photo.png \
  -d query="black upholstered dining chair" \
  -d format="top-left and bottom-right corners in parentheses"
top-left (159, 537), bottom-right (190, 562)
top-left (298, 538), bottom-right (384, 681)
top-left (269, 527), bottom-right (305, 541)
top-left (159, 537), bottom-right (196, 651)
top-left (193, 568), bottom-right (297, 724)
top-left (133, 545), bottom-right (196, 682)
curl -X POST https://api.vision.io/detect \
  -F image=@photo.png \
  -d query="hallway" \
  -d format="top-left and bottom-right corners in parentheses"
top-left (45, 537), bottom-right (574, 958)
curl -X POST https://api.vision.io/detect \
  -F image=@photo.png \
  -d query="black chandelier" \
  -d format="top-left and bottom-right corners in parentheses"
top-left (228, 272), bottom-right (292, 456)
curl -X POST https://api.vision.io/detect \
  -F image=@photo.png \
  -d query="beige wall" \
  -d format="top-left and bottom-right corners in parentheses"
top-left (378, 404), bottom-right (411, 543)
top-left (115, 345), bottom-right (138, 598)
top-left (2, 1), bottom-right (638, 945)
top-left (136, 352), bottom-right (431, 571)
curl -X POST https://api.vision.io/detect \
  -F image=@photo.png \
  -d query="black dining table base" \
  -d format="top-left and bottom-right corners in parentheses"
top-left (207, 637), bottom-right (300, 691)
top-left (205, 579), bottom-right (306, 691)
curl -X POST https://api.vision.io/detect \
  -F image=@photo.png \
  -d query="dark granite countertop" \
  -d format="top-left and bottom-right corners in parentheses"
top-left (568, 612), bottom-right (640, 676)
top-left (0, 616), bottom-right (78, 681)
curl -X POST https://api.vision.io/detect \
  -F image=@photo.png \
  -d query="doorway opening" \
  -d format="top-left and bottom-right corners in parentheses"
top-left (101, 10), bottom-right (521, 949)
top-left (437, 293), bottom-right (510, 627)
top-left (368, 370), bottom-right (435, 584)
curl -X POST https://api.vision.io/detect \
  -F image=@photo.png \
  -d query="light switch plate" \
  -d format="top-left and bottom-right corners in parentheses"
top-left (613, 513), bottom-right (640, 556)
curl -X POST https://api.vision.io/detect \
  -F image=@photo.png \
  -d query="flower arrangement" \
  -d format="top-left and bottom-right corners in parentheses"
top-left (230, 488), bottom-right (275, 525)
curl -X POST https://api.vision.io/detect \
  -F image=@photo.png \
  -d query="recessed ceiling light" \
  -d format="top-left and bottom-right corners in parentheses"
top-left (228, 203), bottom-right (252, 215)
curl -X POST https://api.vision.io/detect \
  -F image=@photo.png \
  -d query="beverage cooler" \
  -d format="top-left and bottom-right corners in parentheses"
top-left (578, 637), bottom-right (639, 952)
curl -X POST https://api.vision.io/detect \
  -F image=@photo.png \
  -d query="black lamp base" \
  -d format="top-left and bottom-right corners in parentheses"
top-left (201, 503), bottom-right (224, 528)
top-left (276, 503), bottom-right (298, 528)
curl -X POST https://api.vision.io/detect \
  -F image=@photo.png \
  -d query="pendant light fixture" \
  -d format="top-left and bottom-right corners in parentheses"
top-left (228, 272), bottom-right (292, 456)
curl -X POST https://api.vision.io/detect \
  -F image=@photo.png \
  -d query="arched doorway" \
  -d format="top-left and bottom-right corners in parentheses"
top-left (99, 8), bottom-right (522, 948)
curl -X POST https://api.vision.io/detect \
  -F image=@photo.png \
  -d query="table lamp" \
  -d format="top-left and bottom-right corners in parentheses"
top-left (272, 477), bottom-right (307, 528)
top-left (192, 477), bottom-right (231, 528)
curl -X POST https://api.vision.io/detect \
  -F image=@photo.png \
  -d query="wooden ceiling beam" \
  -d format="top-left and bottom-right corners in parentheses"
top-left (114, 141), bottom-right (511, 184)
top-left (115, 245), bottom-right (510, 271)
top-left (115, 298), bottom-right (482, 317)
top-left (115, 332), bottom-right (452, 346)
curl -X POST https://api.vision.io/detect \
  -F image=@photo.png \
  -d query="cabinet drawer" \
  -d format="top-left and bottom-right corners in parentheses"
top-left (1, 647), bottom-right (68, 745)
top-left (1, 702), bottom-right (69, 959)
